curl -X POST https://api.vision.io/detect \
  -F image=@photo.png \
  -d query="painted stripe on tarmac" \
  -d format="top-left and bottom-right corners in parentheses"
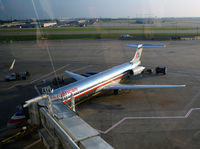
top-left (34, 85), bottom-right (41, 96)
top-left (23, 139), bottom-right (41, 149)
top-left (97, 107), bottom-right (200, 134)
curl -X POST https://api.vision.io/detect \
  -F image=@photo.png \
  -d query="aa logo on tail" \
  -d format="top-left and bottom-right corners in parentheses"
top-left (135, 52), bottom-right (140, 59)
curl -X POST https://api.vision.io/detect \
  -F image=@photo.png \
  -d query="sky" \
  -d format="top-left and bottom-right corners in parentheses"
top-left (0, 0), bottom-right (200, 20)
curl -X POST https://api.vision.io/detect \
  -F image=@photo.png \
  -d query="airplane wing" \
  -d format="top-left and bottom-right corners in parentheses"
top-left (103, 84), bottom-right (185, 90)
top-left (64, 70), bottom-right (86, 81)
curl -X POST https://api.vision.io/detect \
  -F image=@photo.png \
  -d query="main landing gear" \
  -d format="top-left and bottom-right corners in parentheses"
top-left (114, 89), bottom-right (119, 95)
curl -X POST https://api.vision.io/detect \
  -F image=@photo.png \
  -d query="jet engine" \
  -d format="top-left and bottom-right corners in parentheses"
top-left (129, 66), bottom-right (145, 76)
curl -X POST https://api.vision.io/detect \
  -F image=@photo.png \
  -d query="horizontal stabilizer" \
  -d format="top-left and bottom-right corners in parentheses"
top-left (127, 44), bottom-right (165, 48)
top-left (103, 84), bottom-right (185, 90)
top-left (64, 70), bottom-right (86, 81)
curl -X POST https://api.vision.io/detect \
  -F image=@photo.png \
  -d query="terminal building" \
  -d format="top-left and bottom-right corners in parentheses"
top-left (0, 21), bottom-right (57, 28)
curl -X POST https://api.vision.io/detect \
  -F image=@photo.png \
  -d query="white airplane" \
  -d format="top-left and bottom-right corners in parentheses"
top-left (51, 44), bottom-right (185, 104)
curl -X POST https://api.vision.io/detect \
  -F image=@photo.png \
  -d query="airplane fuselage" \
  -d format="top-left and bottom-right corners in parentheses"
top-left (51, 61), bottom-right (142, 103)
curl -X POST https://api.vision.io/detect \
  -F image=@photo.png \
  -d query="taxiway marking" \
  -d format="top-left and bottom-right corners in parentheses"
top-left (6, 82), bottom-right (29, 90)
top-left (23, 139), bottom-right (41, 149)
top-left (97, 108), bottom-right (200, 134)
top-left (34, 85), bottom-right (41, 96)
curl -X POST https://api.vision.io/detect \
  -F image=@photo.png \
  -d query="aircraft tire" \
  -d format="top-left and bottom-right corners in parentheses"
top-left (114, 89), bottom-right (119, 95)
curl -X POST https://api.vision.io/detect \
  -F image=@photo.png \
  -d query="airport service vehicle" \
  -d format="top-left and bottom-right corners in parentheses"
top-left (142, 68), bottom-right (153, 74)
top-left (5, 71), bottom-right (30, 81)
top-left (50, 44), bottom-right (185, 104)
top-left (155, 66), bottom-right (167, 75)
top-left (120, 34), bottom-right (133, 39)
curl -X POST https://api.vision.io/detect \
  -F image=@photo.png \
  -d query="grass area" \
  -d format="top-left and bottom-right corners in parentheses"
top-left (0, 27), bottom-right (197, 32)
top-left (0, 33), bottom-right (198, 41)
top-left (0, 35), bottom-right (37, 41)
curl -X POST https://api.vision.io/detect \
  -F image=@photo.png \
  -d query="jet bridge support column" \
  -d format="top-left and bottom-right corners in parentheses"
top-left (40, 108), bottom-right (80, 149)
top-left (71, 93), bottom-right (76, 112)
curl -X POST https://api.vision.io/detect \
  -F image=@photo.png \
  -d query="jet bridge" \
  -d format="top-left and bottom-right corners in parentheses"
top-left (24, 95), bottom-right (113, 149)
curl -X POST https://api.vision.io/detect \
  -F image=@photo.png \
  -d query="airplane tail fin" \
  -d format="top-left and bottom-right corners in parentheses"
top-left (9, 59), bottom-right (15, 71)
top-left (127, 44), bottom-right (165, 63)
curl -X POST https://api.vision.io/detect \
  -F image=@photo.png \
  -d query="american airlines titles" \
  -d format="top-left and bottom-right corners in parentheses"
top-left (52, 87), bottom-right (78, 99)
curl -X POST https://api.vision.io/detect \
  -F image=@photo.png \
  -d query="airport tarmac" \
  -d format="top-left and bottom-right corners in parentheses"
top-left (0, 39), bottom-right (200, 148)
